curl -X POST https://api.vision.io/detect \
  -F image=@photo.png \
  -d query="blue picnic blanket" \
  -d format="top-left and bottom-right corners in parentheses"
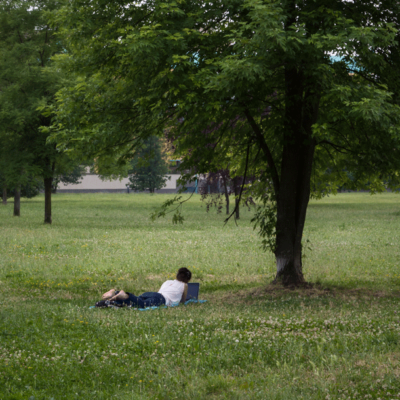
top-left (138, 299), bottom-right (207, 311)
top-left (89, 299), bottom-right (207, 310)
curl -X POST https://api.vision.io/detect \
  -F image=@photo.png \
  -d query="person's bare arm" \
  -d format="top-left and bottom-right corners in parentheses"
top-left (180, 284), bottom-right (188, 303)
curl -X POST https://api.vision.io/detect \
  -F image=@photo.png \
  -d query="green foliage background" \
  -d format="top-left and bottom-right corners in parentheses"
top-left (0, 0), bottom-right (85, 208)
top-left (128, 136), bottom-right (170, 193)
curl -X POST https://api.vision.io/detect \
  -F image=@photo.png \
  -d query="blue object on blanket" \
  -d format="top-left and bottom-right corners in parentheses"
top-left (138, 306), bottom-right (160, 311)
top-left (185, 299), bottom-right (207, 305)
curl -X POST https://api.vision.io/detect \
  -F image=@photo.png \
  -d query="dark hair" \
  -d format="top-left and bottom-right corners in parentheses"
top-left (176, 267), bottom-right (192, 283)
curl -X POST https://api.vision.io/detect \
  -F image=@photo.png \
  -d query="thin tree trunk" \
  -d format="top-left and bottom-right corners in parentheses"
top-left (2, 187), bottom-right (7, 205)
top-left (51, 178), bottom-right (59, 194)
top-left (13, 187), bottom-right (20, 216)
top-left (233, 177), bottom-right (240, 220)
top-left (44, 176), bottom-right (52, 224)
top-left (221, 175), bottom-right (229, 215)
top-left (44, 161), bottom-right (56, 224)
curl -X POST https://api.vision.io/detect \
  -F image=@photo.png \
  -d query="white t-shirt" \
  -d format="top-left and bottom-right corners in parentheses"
top-left (158, 280), bottom-right (185, 306)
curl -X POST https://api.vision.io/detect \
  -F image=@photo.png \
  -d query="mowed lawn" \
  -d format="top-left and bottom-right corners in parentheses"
top-left (0, 193), bottom-right (399, 400)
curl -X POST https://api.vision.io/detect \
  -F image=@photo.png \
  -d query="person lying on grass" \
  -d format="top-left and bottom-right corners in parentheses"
top-left (96, 267), bottom-right (192, 308)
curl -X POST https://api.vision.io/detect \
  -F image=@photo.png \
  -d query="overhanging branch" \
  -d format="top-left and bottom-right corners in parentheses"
top-left (243, 109), bottom-right (280, 194)
top-left (224, 141), bottom-right (251, 225)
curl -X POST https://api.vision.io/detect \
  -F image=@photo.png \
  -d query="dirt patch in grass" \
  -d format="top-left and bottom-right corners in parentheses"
top-left (259, 283), bottom-right (329, 296)
top-left (257, 283), bottom-right (400, 299)
top-left (352, 352), bottom-right (400, 378)
top-left (207, 283), bottom-right (400, 305)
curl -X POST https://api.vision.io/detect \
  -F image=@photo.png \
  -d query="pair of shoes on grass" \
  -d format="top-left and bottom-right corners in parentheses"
top-left (102, 289), bottom-right (130, 302)
top-left (95, 300), bottom-right (123, 308)
top-left (96, 289), bottom-right (132, 308)
top-left (102, 289), bottom-right (118, 300)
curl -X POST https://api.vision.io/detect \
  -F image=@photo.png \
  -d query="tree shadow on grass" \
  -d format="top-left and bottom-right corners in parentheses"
top-left (208, 282), bottom-right (400, 307)
top-left (201, 281), bottom-right (264, 294)
top-left (4, 200), bottom-right (43, 204)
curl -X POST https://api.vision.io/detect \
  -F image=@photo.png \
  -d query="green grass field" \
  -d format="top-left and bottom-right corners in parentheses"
top-left (0, 193), bottom-right (399, 399)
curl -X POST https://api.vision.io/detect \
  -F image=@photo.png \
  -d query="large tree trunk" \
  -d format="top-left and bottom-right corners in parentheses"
top-left (243, 6), bottom-right (321, 286)
top-left (274, 143), bottom-right (315, 285)
top-left (273, 67), bottom-right (319, 286)
top-left (13, 187), bottom-right (20, 216)
top-left (221, 175), bottom-right (229, 215)
top-left (2, 187), bottom-right (7, 205)
top-left (44, 176), bottom-right (53, 224)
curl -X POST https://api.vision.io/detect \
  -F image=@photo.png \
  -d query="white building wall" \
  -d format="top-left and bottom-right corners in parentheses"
top-left (57, 174), bottom-right (181, 192)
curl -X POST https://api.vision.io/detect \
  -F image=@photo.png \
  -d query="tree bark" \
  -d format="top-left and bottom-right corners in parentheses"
top-left (274, 142), bottom-right (315, 285)
top-left (44, 176), bottom-right (53, 224)
top-left (2, 187), bottom-right (7, 205)
top-left (13, 187), bottom-right (20, 216)
top-left (273, 67), bottom-right (319, 286)
top-left (221, 175), bottom-right (229, 215)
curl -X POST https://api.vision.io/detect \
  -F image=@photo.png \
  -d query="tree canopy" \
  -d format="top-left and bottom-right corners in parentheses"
top-left (48, 0), bottom-right (400, 284)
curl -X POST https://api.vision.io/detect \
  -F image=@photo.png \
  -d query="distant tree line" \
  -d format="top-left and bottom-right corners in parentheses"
top-left (0, 0), bottom-right (87, 222)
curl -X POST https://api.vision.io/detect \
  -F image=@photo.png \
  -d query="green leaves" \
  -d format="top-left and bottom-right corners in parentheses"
top-left (251, 195), bottom-right (277, 253)
top-left (150, 196), bottom-right (185, 224)
top-left (0, 0), bottom-right (65, 189)
top-left (43, 0), bottom-right (400, 259)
